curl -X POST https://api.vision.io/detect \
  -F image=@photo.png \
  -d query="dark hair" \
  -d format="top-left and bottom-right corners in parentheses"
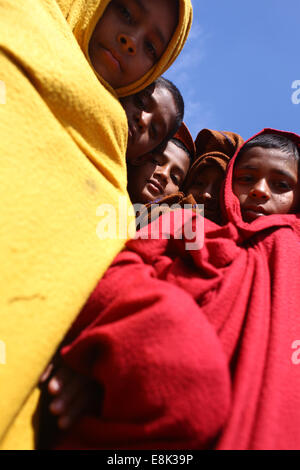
top-left (170, 137), bottom-right (192, 161)
top-left (240, 134), bottom-right (300, 162)
top-left (155, 76), bottom-right (184, 141)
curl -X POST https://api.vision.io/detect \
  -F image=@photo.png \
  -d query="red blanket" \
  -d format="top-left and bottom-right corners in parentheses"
top-left (57, 129), bottom-right (300, 450)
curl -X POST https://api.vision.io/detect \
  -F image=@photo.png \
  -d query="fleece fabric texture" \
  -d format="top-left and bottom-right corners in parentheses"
top-left (57, 129), bottom-right (300, 449)
top-left (55, 229), bottom-right (231, 449)
top-left (0, 0), bottom-right (192, 449)
top-left (173, 122), bottom-right (196, 160)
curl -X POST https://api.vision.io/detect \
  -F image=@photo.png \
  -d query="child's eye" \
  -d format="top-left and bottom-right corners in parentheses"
top-left (150, 123), bottom-right (158, 140)
top-left (236, 175), bottom-right (253, 183)
top-left (134, 91), bottom-right (150, 112)
top-left (117, 4), bottom-right (132, 23)
top-left (134, 95), bottom-right (145, 110)
top-left (171, 174), bottom-right (180, 186)
top-left (274, 181), bottom-right (291, 191)
top-left (151, 154), bottom-right (164, 166)
top-left (145, 41), bottom-right (157, 61)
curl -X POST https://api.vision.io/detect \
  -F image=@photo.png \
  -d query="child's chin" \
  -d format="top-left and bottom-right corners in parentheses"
top-left (242, 210), bottom-right (266, 223)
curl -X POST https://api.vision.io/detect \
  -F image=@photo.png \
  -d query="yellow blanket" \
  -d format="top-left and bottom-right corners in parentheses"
top-left (0, 0), bottom-right (192, 449)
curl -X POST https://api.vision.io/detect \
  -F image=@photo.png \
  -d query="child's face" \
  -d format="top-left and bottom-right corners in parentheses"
top-left (89, 0), bottom-right (178, 89)
top-left (121, 84), bottom-right (178, 163)
top-left (187, 165), bottom-right (225, 225)
top-left (233, 146), bottom-right (300, 223)
top-left (127, 141), bottom-right (190, 204)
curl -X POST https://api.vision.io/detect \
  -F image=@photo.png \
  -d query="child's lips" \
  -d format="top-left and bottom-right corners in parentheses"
top-left (98, 45), bottom-right (122, 71)
top-left (147, 179), bottom-right (164, 195)
top-left (242, 205), bottom-right (268, 221)
top-left (128, 123), bottom-right (137, 144)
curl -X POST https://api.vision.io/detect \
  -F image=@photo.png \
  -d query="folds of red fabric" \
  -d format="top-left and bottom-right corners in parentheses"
top-left (56, 206), bottom-right (300, 449)
top-left (55, 224), bottom-right (231, 449)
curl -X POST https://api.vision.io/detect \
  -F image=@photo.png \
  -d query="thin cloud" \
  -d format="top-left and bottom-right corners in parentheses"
top-left (165, 23), bottom-right (208, 86)
top-left (184, 98), bottom-right (215, 139)
top-left (164, 13), bottom-right (216, 138)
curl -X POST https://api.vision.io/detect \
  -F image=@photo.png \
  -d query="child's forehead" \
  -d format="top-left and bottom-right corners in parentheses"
top-left (150, 141), bottom-right (178, 161)
top-left (189, 163), bottom-right (224, 185)
top-left (139, 85), bottom-right (177, 115)
top-left (126, 0), bottom-right (178, 32)
top-left (166, 141), bottom-right (189, 161)
top-left (148, 141), bottom-right (190, 172)
top-left (236, 146), bottom-right (297, 169)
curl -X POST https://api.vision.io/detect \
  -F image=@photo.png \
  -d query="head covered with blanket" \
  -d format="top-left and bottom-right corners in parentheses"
top-left (184, 129), bottom-right (244, 224)
top-left (223, 128), bottom-right (300, 228)
top-left (0, 0), bottom-right (192, 449)
top-left (57, 0), bottom-right (193, 96)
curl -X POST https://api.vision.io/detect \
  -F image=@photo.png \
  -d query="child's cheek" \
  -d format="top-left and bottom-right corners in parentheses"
top-left (232, 181), bottom-right (240, 198)
top-left (232, 183), bottom-right (246, 205)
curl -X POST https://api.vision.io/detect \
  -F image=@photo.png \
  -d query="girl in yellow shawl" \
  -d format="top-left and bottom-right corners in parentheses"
top-left (0, 0), bottom-right (192, 449)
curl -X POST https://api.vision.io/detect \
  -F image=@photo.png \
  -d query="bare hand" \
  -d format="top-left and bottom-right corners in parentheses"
top-left (40, 361), bottom-right (101, 430)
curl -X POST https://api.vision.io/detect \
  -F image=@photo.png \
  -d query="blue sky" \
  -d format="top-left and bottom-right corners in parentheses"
top-left (164, 0), bottom-right (300, 141)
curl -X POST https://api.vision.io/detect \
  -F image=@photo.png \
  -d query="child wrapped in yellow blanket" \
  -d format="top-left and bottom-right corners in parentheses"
top-left (0, 0), bottom-right (192, 449)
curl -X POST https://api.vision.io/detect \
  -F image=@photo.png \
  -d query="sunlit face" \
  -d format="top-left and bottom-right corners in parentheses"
top-left (88, 0), bottom-right (178, 89)
top-left (121, 85), bottom-right (178, 163)
top-left (187, 164), bottom-right (225, 224)
top-left (233, 146), bottom-right (300, 223)
top-left (127, 141), bottom-right (190, 204)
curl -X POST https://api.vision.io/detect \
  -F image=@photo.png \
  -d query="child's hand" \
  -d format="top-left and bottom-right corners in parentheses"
top-left (40, 362), bottom-right (101, 430)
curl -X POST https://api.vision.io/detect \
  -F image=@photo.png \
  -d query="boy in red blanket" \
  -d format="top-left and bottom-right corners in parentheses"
top-left (45, 129), bottom-right (300, 449)
top-left (232, 132), bottom-right (300, 221)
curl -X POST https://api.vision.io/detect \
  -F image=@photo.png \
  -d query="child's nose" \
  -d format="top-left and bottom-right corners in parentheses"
top-left (136, 111), bottom-right (150, 133)
top-left (118, 34), bottom-right (137, 55)
top-left (195, 183), bottom-right (213, 202)
top-left (249, 180), bottom-right (270, 200)
top-left (201, 191), bottom-right (212, 201)
top-left (193, 190), bottom-right (212, 205)
top-left (154, 165), bottom-right (169, 184)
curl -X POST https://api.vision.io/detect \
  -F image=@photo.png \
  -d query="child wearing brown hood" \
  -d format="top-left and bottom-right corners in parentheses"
top-left (184, 129), bottom-right (244, 225)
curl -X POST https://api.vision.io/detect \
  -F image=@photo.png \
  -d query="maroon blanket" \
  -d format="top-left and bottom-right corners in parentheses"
top-left (58, 129), bottom-right (300, 450)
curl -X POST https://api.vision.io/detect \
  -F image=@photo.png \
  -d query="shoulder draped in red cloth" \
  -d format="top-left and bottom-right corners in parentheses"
top-left (56, 129), bottom-right (300, 450)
